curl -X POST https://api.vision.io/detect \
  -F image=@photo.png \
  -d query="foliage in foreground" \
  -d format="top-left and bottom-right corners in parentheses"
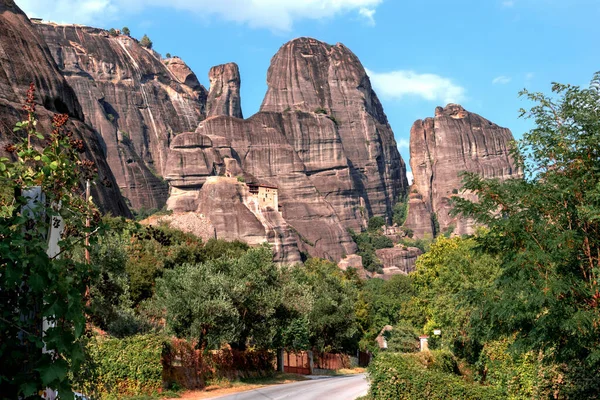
top-left (0, 86), bottom-right (100, 398)
top-left (453, 73), bottom-right (600, 385)
top-left (368, 351), bottom-right (502, 400)
top-left (75, 334), bottom-right (165, 399)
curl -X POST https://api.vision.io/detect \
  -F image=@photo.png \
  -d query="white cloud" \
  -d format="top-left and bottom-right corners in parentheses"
top-left (492, 75), bottom-right (512, 85)
top-left (16, 0), bottom-right (382, 31)
top-left (502, 0), bottom-right (515, 7)
top-left (397, 139), bottom-right (410, 149)
top-left (406, 171), bottom-right (414, 186)
top-left (366, 68), bottom-right (467, 104)
top-left (358, 7), bottom-right (376, 25)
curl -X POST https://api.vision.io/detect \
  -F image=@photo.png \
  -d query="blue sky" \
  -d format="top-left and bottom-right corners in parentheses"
top-left (18, 0), bottom-right (600, 178)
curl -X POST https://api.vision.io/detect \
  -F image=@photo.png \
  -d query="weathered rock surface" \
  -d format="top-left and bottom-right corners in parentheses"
top-left (375, 247), bottom-right (422, 277)
top-left (338, 254), bottom-right (370, 280)
top-left (35, 23), bottom-right (207, 210)
top-left (405, 104), bottom-right (521, 237)
top-left (164, 37), bottom-right (410, 261)
top-left (207, 63), bottom-right (243, 119)
top-left (141, 212), bottom-right (217, 242)
top-left (193, 177), bottom-right (301, 264)
top-left (261, 37), bottom-right (408, 228)
top-left (0, 0), bottom-right (129, 216)
top-left (167, 116), bottom-right (357, 261)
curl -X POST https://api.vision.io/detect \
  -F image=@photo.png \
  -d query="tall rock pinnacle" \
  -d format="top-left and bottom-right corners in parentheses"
top-left (261, 38), bottom-right (408, 223)
top-left (404, 104), bottom-right (521, 237)
top-left (207, 63), bottom-right (243, 119)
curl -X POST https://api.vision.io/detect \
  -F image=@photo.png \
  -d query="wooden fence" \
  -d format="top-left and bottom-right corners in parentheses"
top-left (283, 351), bottom-right (311, 375)
top-left (314, 353), bottom-right (351, 370)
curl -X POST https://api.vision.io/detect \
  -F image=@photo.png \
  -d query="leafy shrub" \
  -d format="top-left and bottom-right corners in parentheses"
top-left (165, 52), bottom-right (172, 58)
top-left (385, 322), bottom-right (419, 353)
top-left (108, 28), bottom-right (117, 36)
top-left (368, 352), bottom-right (503, 400)
top-left (122, 26), bottom-right (130, 36)
top-left (368, 216), bottom-right (386, 232)
top-left (476, 338), bottom-right (562, 399)
top-left (314, 107), bottom-right (328, 114)
top-left (349, 227), bottom-right (393, 273)
top-left (393, 197), bottom-right (408, 226)
top-left (76, 334), bottom-right (165, 399)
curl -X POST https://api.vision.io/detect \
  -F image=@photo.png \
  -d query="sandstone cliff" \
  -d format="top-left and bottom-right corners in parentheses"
top-left (405, 104), bottom-right (520, 237)
top-left (261, 38), bottom-right (408, 228)
top-left (165, 38), bottom-right (408, 261)
top-left (207, 63), bottom-right (243, 119)
top-left (35, 23), bottom-right (207, 211)
top-left (0, 0), bottom-right (129, 216)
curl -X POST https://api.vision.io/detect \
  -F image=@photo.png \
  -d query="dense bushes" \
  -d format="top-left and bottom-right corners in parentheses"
top-left (368, 352), bottom-right (503, 400)
top-left (76, 335), bottom-right (165, 399)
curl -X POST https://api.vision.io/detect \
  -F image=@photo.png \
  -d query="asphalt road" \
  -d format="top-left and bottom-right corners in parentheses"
top-left (205, 373), bottom-right (369, 400)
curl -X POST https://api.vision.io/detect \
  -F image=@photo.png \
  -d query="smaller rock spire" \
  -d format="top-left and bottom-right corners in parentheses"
top-left (207, 62), bottom-right (243, 119)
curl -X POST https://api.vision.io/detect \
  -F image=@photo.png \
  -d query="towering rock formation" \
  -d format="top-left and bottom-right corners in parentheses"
top-left (0, 0), bottom-right (129, 216)
top-left (207, 63), bottom-right (243, 119)
top-left (165, 38), bottom-right (408, 261)
top-left (35, 23), bottom-right (207, 211)
top-left (405, 104), bottom-right (520, 237)
top-left (261, 38), bottom-right (408, 227)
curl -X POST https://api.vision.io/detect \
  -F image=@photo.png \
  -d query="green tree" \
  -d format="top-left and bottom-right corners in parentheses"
top-left (156, 246), bottom-right (283, 350)
top-left (453, 73), bottom-right (600, 391)
top-left (108, 28), bottom-right (117, 36)
top-left (292, 258), bottom-right (359, 352)
top-left (140, 34), bottom-right (153, 49)
top-left (356, 275), bottom-right (417, 351)
top-left (165, 52), bottom-right (172, 58)
top-left (0, 85), bottom-right (100, 398)
top-left (122, 26), bottom-right (130, 36)
top-left (412, 235), bottom-right (500, 362)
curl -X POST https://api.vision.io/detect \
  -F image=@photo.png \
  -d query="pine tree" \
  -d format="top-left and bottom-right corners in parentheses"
top-left (140, 34), bottom-right (152, 49)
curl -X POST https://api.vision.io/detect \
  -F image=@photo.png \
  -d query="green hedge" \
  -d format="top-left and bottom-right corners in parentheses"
top-left (368, 351), bottom-right (503, 400)
top-left (76, 334), bottom-right (165, 399)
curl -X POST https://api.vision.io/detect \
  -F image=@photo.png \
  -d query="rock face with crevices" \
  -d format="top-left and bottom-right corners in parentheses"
top-left (0, 0), bottom-right (129, 216)
top-left (375, 247), bottom-right (422, 277)
top-left (261, 38), bottom-right (408, 228)
top-left (207, 63), bottom-right (243, 119)
top-left (405, 104), bottom-right (521, 237)
top-left (193, 177), bottom-right (301, 264)
top-left (165, 37), bottom-right (408, 261)
top-left (35, 23), bottom-right (207, 211)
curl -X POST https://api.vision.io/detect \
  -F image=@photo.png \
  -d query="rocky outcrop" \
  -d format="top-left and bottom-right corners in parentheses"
top-left (166, 116), bottom-right (357, 261)
top-left (405, 104), bottom-right (521, 237)
top-left (0, 0), bottom-right (129, 216)
top-left (375, 247), bottom-right (422, 277)
top-left (338, 255), bottom-right (370, 280)
top-left (207, 63), bottom-right (243, 119)
top-left (35, 23), bottom-right (207, 211)
top-left (165, 38), bottom-right (409, 261)
top-left (189, 176), bottom-right (301, 264)
top-left (261, 38), bottom-right (408, 229)
top-left (141, 212), bottom-right (217, 242)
